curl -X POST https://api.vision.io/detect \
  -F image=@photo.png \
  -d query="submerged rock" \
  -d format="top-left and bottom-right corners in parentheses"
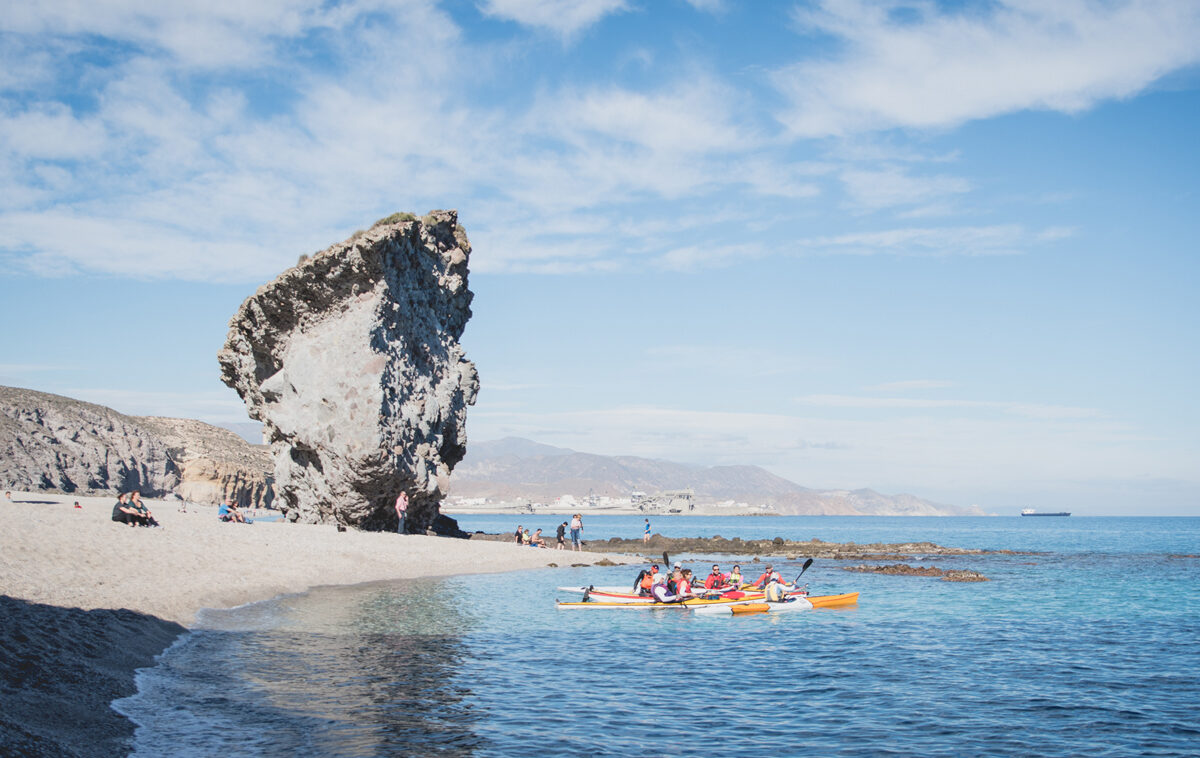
top-left (842, 563), bottom-right (990, 582)
top-left (219, 211), bottom-right (478, 532)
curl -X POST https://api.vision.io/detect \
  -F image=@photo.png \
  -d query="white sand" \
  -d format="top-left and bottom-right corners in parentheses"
top-left (0, 491), bottom-right (633, 626)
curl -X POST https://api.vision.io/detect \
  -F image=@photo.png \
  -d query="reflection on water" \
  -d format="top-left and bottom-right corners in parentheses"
top-left (116, 579), bottom-right (484, 757)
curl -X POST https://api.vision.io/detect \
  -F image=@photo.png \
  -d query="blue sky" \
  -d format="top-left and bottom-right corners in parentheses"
top-left (1, 0), bottom-right (1197, 515)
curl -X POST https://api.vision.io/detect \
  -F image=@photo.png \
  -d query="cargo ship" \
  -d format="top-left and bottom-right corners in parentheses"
top-left (1021, 508), bottom-right (1070, 517)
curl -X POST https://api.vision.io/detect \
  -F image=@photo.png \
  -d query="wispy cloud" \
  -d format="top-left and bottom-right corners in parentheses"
top-left (478, 0), bottom-right (629, 38)
top-left (795, 394), bottom-right (1101, 420)
top-left (866, 380), bottom-right (956, 392)
top-left (795, 224), bottom-right (1046, 257)
top-left (774, 0), bottom-right (1200, 136)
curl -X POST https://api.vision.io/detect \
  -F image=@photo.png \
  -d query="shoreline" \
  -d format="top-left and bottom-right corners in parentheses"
top-left (0, 490), bottom-right (634, 756)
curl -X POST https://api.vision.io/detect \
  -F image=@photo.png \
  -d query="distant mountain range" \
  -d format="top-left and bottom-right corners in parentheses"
top-left (450, 437), bottom-right (985, 516)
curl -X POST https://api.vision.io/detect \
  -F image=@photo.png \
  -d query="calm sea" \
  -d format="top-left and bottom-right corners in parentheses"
top-left (115, 516), bottom-right (1200, 757)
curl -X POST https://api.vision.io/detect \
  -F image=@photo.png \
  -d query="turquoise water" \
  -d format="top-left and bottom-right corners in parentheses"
top-left (116, 517), bottom-right (1200, 756)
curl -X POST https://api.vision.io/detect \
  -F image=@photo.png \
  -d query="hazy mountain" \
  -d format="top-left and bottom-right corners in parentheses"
top-left (451, 437), bottom-right (984, 516)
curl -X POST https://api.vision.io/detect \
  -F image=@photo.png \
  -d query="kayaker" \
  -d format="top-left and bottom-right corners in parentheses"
top-left (633, 565), bottom-right (659, 595)
top-left (676, 569), bottom-right (696, 598)
top-left (728, 565), bottom-right (744, 588)
top-left (650, 572), bottom-right (683, 604)
top-left (667, 566), bottom-right (685, 594)
top-left (703, 564), bottom-right (727, 590)
top-left (751, 564), bottom-right (783, 589)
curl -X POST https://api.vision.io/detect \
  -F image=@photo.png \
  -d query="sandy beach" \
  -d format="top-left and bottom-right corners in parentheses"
top-left (0, 491), bottom-right (632, 756)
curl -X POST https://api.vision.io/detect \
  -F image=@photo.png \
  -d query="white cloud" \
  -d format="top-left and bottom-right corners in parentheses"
top-left (839, 165), bottom-right (970, 209)
top-left (478, 0), bottom-right (629, 38)
top-left (774, 0), bottom-right (1200, 136)
top-left (796, 224), bottom-right (1043, 257)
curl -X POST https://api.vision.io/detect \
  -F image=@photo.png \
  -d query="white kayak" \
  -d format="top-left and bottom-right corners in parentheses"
top-left (692, 597), bottom-right (814, 616)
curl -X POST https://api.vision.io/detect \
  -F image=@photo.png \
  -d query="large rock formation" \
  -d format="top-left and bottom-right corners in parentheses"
top-left (218, 210), bottom-right (478, 532)
top-left (0, 386), bottom-right (180, 496)
top-left (0, 386), bottom-right (273, 507)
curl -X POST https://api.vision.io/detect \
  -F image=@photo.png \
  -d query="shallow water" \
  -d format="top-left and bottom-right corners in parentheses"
top-left (116, 517), bottom-right (1200, 756)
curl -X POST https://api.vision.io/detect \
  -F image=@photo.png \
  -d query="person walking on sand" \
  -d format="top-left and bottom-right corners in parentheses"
top-left (643, 518), bottom-right (651, 543)
top-left (570, 513), bottom-right (583, 551)
top-left (394, 491), bottom-right (408, 534)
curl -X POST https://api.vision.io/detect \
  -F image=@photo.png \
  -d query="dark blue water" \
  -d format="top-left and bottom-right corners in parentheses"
top-left (115, 517), bottom-right (1200, 756)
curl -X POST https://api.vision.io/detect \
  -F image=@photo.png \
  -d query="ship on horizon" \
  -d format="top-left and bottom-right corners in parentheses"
top-left (1021, 508), bottom-right (1071, 517)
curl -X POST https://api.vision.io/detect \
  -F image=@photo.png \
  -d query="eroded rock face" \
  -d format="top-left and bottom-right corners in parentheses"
top-left (218, 210), bottom-right (478, 532)
top-left (136, 417), bottom-right (273, 509)
top-left (0, 386), bottom-right (179, 496)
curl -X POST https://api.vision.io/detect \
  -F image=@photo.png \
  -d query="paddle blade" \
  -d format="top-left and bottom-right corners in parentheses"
top-left (663, 551), bottom-right (670, 568)
top-left (798, 557), bottom-right (813, 577)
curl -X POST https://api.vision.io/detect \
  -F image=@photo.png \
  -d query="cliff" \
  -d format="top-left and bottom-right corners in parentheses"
top-left (218, 211), bottom-right (478, 532)
top-left (0, 386), bottom-right (180, 497)
top-left (0, 386), bottom-right (272, 507)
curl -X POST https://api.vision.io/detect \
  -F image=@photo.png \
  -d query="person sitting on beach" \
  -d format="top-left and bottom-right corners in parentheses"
top-left (111, 493), bottom-right (139, 526)
top-left (129, 491), bottom-right (160, 527)
top-left (217, 499), bottom-right (247, 523)
top-left (522, 528), bottom-right (532, 546)
top-left (751, 564), bottom-right (783, 590)
top-left (556, 521), bottom-right (567, 550)
top-left (704, 564), bottom-right (728, 591)
top-left (531, 528), bottom-right (547, 548)
top-left (514, 525), bottom-right (523, 544)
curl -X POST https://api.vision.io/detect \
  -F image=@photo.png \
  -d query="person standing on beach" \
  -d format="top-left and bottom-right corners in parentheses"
top-left (570, 513), bottom-right (583, 551)
top-left (556, 521), bottom-right (567, 550)
top-left (394, 491), bottom-right (408, 534)
top-left (643, 518), bottom-right (651, 543)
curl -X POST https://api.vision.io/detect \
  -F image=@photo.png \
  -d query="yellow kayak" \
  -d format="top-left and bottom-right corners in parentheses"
top-left (556, 591), bottom-right (858, 610)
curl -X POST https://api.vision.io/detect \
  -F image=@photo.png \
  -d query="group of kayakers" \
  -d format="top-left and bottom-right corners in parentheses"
top-left (632, 562), bottom-right (789, 603)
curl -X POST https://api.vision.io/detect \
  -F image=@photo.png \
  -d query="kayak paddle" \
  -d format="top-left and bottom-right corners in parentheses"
top-left (793, 558), bottom-right (813, 585)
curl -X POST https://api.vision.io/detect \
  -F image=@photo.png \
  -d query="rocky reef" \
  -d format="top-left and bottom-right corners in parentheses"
top-left (0, 386), bottom-right (273, 507)
top-left (842, 563), bottom-right (990, 582)
top-left (219, 211), bottom-right (478, 532)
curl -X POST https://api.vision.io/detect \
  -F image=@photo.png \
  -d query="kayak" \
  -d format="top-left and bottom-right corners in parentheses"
top-left (692, 597), bottom-right (814, 615)
top-left (808, 592), bottom-right (858, 608)
top-left (555, 592), bottom-right (857, 610)
top-left (556, 585), bottom-right (806, 604)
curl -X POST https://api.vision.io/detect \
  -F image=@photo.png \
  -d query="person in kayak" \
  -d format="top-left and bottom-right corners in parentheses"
top-left (632, 565), bottom-right (659, 595)
top-left (703, 564), bottom-right (727, 591)
top-left (751, 564), bottom-right (783, 589)
top-left (675, 569), bottom-right (697, 599)
top-left (650, 572), bottom-right (684, 604)
top-left (728, 565), bottom-right (744, 588)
